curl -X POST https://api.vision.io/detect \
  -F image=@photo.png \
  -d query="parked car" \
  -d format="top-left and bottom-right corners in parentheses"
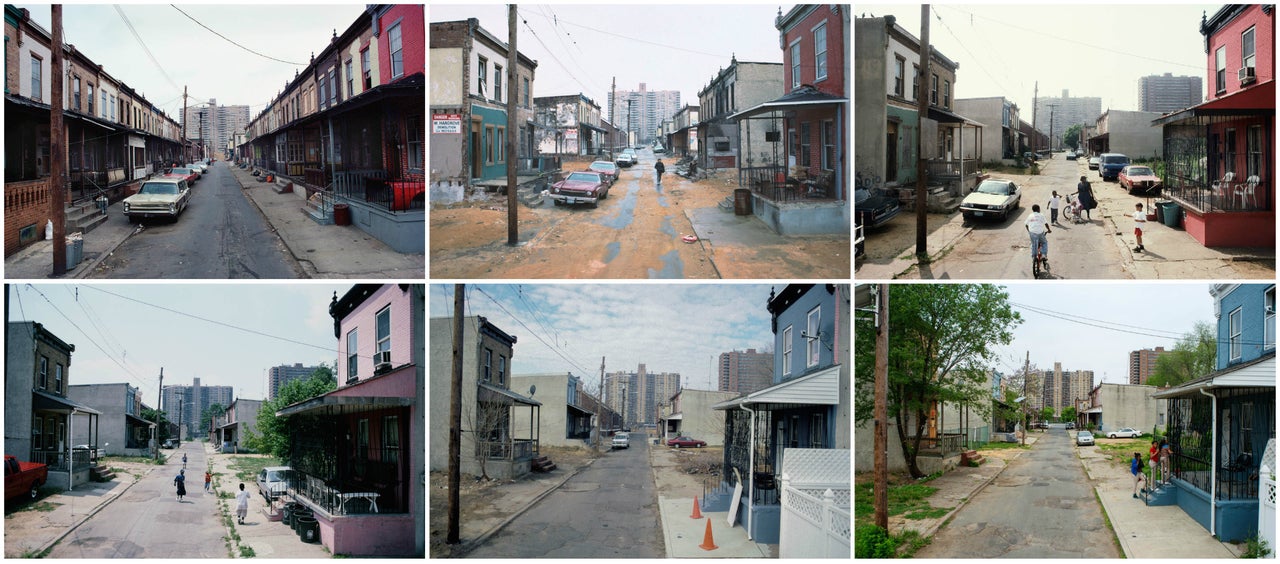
top-left (616, 148), bottom-right (637, 168)
top-left (667, 436), bottom-right (706, 448)
top-left (4, 455), bottom-right (48, 501)
top-left (163, 167), bottom-right (199, 185)
top-left (1076, 431), bottom-right (1095, 446)
top-left (1066, 422), bottom-right (1076, 430)
top-left (1088, 156), bottom-right (1101, 170)
top-left (123, 179), bottom-right (191, 222)
top-left (855, 188), bottom-right (902, 229)
top-left (550, 171), bottom-right (609, 208)
top-left (256, 466), bottom-right (294, 502)
top-left (959, 179), bottom-right (1021, 222)
top-left (611, 432), bottom-right (630, 450)
top-left (586, 161), bottom-right (620, 186)
top-left (1119, 165), bottom-right (1162, 195)
top-left (1098, 153), bottom-right (1131, 181)
top-left (1108, 427), bottom-right (1143, 439)
top-left (186, 162), bottom-right (207, 175)
top-left (162, 439), bottom-right (178, 449)
top-left (1066, 151), bottom-right (1078, 160)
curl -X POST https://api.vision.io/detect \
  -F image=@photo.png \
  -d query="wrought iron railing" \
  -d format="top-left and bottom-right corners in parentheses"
top-left (30, 449), bottom-right (92, 471)
top-left (925, 159), bottom-right (978, 179)
top-left (906, 434), bottom-right (965, 456)
top-left (476, 438), bottom-right (538, 461)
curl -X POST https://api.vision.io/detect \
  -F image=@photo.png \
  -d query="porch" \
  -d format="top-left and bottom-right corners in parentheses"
top-left (31, 390), bottom-right (102, 490)
top-left (472, 382), bottom-right (541, 480)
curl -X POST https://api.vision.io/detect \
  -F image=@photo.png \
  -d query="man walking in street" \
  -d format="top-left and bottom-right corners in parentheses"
top-left (654, 159), bottom-right (665, 189)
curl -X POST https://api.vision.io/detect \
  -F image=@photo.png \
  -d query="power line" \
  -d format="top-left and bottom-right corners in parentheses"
top-left (932, 9), bottom-right (1015, 101)
top-left (115, 5), bottom-right (181, 94)
top-left (553, 15), bottom-right (729, 59)
top-left (169, 5), bottom-right (306, 66)
top-left (1013, 301), bottom-right (1271, 346)
top-left (473, 287), bottom-right (596, 377)
top-left (515, 10), bottom-right (603, 97)
top-left (22, 285), bottom-right (156, 394)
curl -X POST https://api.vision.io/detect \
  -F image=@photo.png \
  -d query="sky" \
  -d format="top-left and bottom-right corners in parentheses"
top-left (7, 283), bottom-right (355, 404)
top-left (429, 284), bottom-right (779, 393)
top-left (429, 4), bottom-right (788, 114)
top-left (15, 3), bottom-right (372, 120)
top-left (857, 3), bottom-right (1217, 115)
top-left (996, 283), bottom-right (1219, 386)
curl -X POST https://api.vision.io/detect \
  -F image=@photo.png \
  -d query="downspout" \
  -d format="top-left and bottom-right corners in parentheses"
top-left (68, 408), bottom-right (77, 492)
top-left (738, 402), bottom-right (755, 541)
top-left (1199, 385), bottom-right (1216, 537)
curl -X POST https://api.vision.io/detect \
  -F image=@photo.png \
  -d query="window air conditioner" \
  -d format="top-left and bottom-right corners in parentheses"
top-left (374, 350), bottom-right (393, 374)
top-left (1239, 66), bottom-right (1256, 84)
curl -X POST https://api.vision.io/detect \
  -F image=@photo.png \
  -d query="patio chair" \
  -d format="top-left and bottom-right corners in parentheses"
top-left (1233, 175), bottom-right (1260, 209)
top-left (1211, 171), bottom-right (1236, 203)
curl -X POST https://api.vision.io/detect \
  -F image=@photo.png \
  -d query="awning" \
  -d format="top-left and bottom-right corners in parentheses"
top-left (1152, 354), bottom-right (1275, 399)
top-left (478, 382), bottom-right (541, 406)
top-left (1085, 407), bottom-right (1103, 414)
top-left (217, 420), bottom-right (240, 431)
top-left (580, 123), bottom-right (607, 134)
top-left (713, 364), bottom-right (841, 410)
top-left (1152, 80), bottom-right (1275, 126)
top-left (277, 395), bottom-right (412, 418)
top-left (664, 413), bottom-right (683, 421)
top-left (567, 403), bottom-right (592, 415)
top-left (33, 390), bottom-right (102, 415)
top-left (927, 106), bottom-right (983, 127)
top-left (125, 413), bottom-right (153, 427)
top-left (727, 85), bottom-right (848, 121)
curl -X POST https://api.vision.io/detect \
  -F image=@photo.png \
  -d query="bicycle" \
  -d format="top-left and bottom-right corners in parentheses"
top-left (1033, 248), bottom-right (1051, 279)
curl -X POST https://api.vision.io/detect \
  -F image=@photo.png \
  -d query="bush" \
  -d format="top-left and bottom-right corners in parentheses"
top-left (855, 524), bottom-right (899, 558)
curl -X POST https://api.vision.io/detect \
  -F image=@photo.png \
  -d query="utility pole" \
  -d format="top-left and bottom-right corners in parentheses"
top-left (446, 284), bottom-right (464, 544)
top-left (1046, 104), bottom-right (1058, 153)
top-left (1031, 82), bottom-right (1038, 156)
top-left (596, 357), bottom-right (605, 450)
top-left (50, 5), bottom-right (66, 277)
top-left (610, 77), bottom-right (616, 150)
top-left (177, 401), bottom-right (184, 446)
top-left (1022, 351), bottom-right (1030, 446)
top-left (155, 368), bottom-right (164, 462)
top-left (505, 5), bottom-right (519, 246)
top-left (182, 86), bottom-right (189, 164)
top-left (914, 4), bottom-right (931, 258)
top-left (873, 284), bottom-right (890, 530)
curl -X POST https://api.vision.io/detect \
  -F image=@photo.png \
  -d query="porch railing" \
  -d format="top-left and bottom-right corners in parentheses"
top-left (519, 156), bottom-right (561, 174)
top-left (1165, 175), bottom-right (1270, 214)
top-left (30, 449), bottom-right (92, 471)
top-left (476, 438), bottom-right (539, 461)
top-left (925, 159), bottom-right (979, 180)
top-left (288, 473), bottom-right (385, 516)
top-left (906, 433), bottom-right (965, 457)
top-left (740, 165), bottom-right (837, 202)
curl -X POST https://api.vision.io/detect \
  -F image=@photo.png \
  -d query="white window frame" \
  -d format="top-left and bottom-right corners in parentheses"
top-left (1229, 307), bottom-right (1242, 361)
top-left (1242, 26), bottom-right (1256, 70)
top-left (1266, 287), bottom-right (1275, 350)
top-left (498, 355), bottom-right (506, 385)
top-left (483, 347), bottom-right (493, 382)
top-left (375, 305), bottom-right (392, 357)
top-left (806, 306), bottom-right (821, 367)
top-left (813, 22), bottom-right (827, 82)
top-left (477, 56), bottom-right (488, 97)
top-left (347, 328), bottom-right (359, 380)
top-left (388, 22), bottom-right (404, 79)
top-left (494, 64), bottom-right (503, 102)
top-left (782, 325), bottom-right (793, 376)
top-left (30, 53), bottom-right (41, 101)
top-left (789, 39), bottom-right (801, 89)
top-left (1215, 46), bottom-right (1227, 94)
top-left (55, 363), bottom-right (63, 393)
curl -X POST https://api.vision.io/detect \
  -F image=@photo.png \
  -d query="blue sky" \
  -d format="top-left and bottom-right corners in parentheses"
top-left (7, 283), bottom-right (355, 404)
top-left (429, 284), bottom-right (779, 392)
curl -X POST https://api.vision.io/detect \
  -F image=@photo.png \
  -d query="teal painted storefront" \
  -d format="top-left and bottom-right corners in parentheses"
top-left (887, 105), bottom-right (917, 186)
top-left (471, 104), bottom-right (508, 181)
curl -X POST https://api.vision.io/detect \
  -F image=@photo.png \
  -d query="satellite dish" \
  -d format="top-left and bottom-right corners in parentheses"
top-left (529, 385), bottom-right (537, 397)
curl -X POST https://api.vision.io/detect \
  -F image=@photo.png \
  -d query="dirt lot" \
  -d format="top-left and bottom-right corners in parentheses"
top-left (650, 442), bottom-right (724, 501)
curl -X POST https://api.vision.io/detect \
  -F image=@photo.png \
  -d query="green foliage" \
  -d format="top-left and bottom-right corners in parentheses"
top-left (244, 365), bottom-right (336, 459)
top-left (1148, 321), bottom-right (1216, 388)
top-left (1063, 124), bottom-right (1084, 150)
top-left (978, 441), bottom-right (1030, 451)
top-left (200, 403), bottom-right (225, 438)
top-left (141, 408), bottom-right (173, 443)
top-left (855, 524), bottom-right (898, 558)
top-left (1243, 531), bottom-right (1272, 558)
top-left (1061, 407), bottom-right (1077, 423)
top-left (1040, 407), bottom-right (1055, 423)
top-left (239, 545), bottom-right (256, 558)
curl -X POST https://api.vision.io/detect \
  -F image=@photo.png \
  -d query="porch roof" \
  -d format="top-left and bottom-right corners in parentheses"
top-left (712, 364), bottom-right (841, 411)
top-left (1152, 80), bottom-right (1275, 127)
top-left (1084, 407), bottom-right (1103, 414)
top-left (726, 85), bottom-right (847, 121)
top-left (927, 106), bottom-right (983, 127)
top-left (33, 390), bottom-right (102, 415)
top-left (217, 420), bottom-right (240, 431)
top-left (478, 382), bottom-right (541, 406)
top-left (125, 413), bottom-right (153, 427)
top-left (664, 412), bottom-right (683, 421)
top-left (566, 403), bottom-right (592, 416)
top-left (1151, 353), bottom-right (1275, 399)
top-left (276, 395), bottom-right (413, 418)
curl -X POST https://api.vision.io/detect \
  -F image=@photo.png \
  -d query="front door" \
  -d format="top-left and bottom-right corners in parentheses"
top-left (886, 122), bottom-right (898, 183)
top-left (470, 118), bottom-right (483, 179)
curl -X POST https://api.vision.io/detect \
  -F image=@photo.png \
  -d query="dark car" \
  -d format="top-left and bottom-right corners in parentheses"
top-left (854, 188), bottom-right (902, 229)
top-left (586, 161), bottom-right (620, 186)
top-left (1066, 151), bottom-right (1078, 160)
top-left (667, 436), bottom-right (707, 448)
top-left (550, 171), bottom-right (609, 207)
top-left (1098, 153), bottom-right (1131, 181)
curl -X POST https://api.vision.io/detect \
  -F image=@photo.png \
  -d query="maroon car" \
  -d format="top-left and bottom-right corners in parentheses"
top-left (667, 436), bottom-right (706, 448)
top-left (162, 167), bottom-right (199, 185)
top-left (550, 171), bottom-right (609, 208)
top-left (1119, 165), bottom-right (1161, 195)
top-left (586, 161), bottom-right (620, 186)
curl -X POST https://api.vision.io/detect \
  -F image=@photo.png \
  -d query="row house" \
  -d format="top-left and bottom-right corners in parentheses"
top-left (4, 321), bottom-right (102, 491)
top-left (4, 5), bottom-right (184, 257)
top-left (731, 4), bottom-right (852, 235)
top-left (240, 5), bottom-right (424, 254)
top-left (666, 104), bottom-right (699, 158)
top-left (532, 93), bottom-right (606, 157)
top-left (1086, 110), bottom-right (1164, 159)
top-left (695, 58), bottom-right (783, 172)
top-left (509, 372), bottom-right (620, 447)
top-left (429, 18), bottom-right (539, 190)
top-left (67, 383), bottom-right (153, 457)
top-left (1153, 4), bottom-right (1274, 248)
top-left (276, 284), bottom-right (424, 556)
top-left (953, 96), bottom-right (1025, 162)
top-left (210, 398), bottom-right (262, 453)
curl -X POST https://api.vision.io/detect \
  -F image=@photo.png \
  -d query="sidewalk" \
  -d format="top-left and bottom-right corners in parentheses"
top-left (892, 436), bottom-right (1036, 539)
top-left (656, 496), bottom-right (771, 558)
top-left (1075, 434), bottom-right (1240, 558)
top-left (3, 200), bottom-right (141, 279)
top-left (685, 206), bottom-right (849, 279)
top-left (205, 446), bottom-right (329, 558)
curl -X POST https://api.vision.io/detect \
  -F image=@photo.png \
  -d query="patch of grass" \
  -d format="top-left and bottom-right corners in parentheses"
top-left (1095, 438), bottom-right (1150, 465)
top-left (854, 481), bottom-right (939, 523)
top-left (977, 441), bottom-right (1031, 451)
top-left (226, 455), bottom-right (284, 484)
top-left (100, 455), bottom-right (158, 464)
top-left (29, 501), bottom-right (60, 512)
top-left (903, 506), bottom-right (953, 520)
top-left (1093, 488), bottom-right (1124, 557)
top-left (1243, 532), bottom-right (1272, 558)
top-left (238, 545), bottom-right (256, 558)
top-left (896, 529), bottom-right (932, 557)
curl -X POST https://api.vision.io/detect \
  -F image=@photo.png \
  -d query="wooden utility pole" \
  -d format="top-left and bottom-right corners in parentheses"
top-left (155, 368), bottom-right (164, 462)
top-left (506, 5), bottom-right (519, 245)
top-left (446, 284), bottom-right (464, 544)
top-left (595, 357), bottom-right (605, 449)
top-left (914, 5), bottom-right (931, 258)
top-left (873, 284), bottom-right (890, 530)
top-left (1031, 82), bottom-right (1038, 156)
top-left (50, 5), bottom-right (66, 276)
top-left (1022, 351), bottom-right (1030, 446)
top-left (182, 86), bottom-right (189, 164)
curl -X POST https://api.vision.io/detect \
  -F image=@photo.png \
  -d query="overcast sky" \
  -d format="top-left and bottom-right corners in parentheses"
top-left (996, 283), bottom-right (1219, 387)
top-left (8, 283), bottom-right (355, 404)
top-left (430, 4), bottom-right (788, 114)
top-left (857, 4), bottom-right (1216, 114)
top-left (15, 3), bottom-right (371, 120)
top-left (429, 284), bottom-right (779, 393)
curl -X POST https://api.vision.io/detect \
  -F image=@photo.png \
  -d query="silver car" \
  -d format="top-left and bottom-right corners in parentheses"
top-left (1076, 431), bottom-right (1095, 446)
top-left (611, 432), bottom-right (630, 450)
top-left (256, 466), bottom-right (293, 501)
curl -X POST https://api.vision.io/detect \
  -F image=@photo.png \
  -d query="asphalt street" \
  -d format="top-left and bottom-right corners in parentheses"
top-left (89, 161), bottom-right (299, 278)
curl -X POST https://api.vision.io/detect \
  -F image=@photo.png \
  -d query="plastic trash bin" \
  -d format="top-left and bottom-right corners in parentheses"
top-left (333, 203), bottom-right (351, 226)
top-left (1160, 201), bottom-right (1182, 228)
top-left (297, 515), bottom-right (319, 543)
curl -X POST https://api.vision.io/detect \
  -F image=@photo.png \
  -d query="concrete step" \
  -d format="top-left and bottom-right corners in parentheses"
top-left (301, 198), bottom-right (334, 225)
top-left (717, 195), bottom-right (735, 212)
top-left (90, 465), bottom-right (115, 482)
top-left (271, 181), bottom-right (295, 195)
top-left (530, 455), bottom-right (557, 473)
top-left (1145, 481), bottom-right (1178, 506)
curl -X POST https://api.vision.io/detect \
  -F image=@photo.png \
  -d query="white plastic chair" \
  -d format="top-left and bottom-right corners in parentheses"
top-left (1234, 175), bottom-right (1260, 209)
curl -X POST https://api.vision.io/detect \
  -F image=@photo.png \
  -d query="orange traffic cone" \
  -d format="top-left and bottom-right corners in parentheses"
top-left (690, 496), bottom-right (703, 519)
top-left (699, 518), bottom-right (718, 551)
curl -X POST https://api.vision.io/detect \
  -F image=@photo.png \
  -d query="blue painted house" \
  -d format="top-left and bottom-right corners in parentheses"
top-left (710, 284), bottom-right (850, 544)
top-left (1151, 284), bottom-right (1275, 542)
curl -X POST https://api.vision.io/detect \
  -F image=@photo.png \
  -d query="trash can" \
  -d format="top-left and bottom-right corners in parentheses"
top-left (296, 515), bottom-right (320, 543)
top-left (66, 234), bottom-right (84, 270)
top-left (733, 188), bottom-right (753, 215)
top-left (282, 502), bottom-right (299, 527)
top-left (292, 507), bottom-right (313, 534)
top-left (333, 203), bottom-right (351, 226)
top-left (1154, 201), bottom-right (1166, 224)
top-left (1160, 201), bottom-right (1182, 228)
top-left (96, 196), bottom-right (109, 215)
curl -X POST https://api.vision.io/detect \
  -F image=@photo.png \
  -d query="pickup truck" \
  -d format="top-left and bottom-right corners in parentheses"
top-left (5, 455), bottom-right (48, 501)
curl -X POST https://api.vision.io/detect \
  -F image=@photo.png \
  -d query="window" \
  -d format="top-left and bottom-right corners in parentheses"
top-left (485, 125), bottom-right (495, 164)
top-left (345, 59), bottom-right (354, 96)
top-left (483, 348), bottom-right (493, 382)
top-left (912, 64), bottom-right (919, 101)
top-left (33, 416), bottom-right (41, 446)
top-left (814, 22), bottom-right (827, 81)
top-left (523, 77), bottom-right (530, 108)
top-left (87, 83), bottom-right (94, 114)
top-left (799, 122), bottom-right (812, 167)
top-left (789, 41), bottom-right (801, 88)
top-left (821, 120), bottom-right (835, 171)
top-left (495, 126), bottom-right (505, 163)
top-left (1242, 26), bottom-right (1256, 70)
top-left (73, 76), bottom-right (81, 109)
top-left (806, 306), bottom-right (821, 367)
top-left (39, 356), bottom-right (48, 389)
top-left (328, 68), bottom-right (337, 105)
top-left (388, 22), bottom-right (404, 78)
top-left (1229, 307), bottom-right (1242, 361)
top-left (101, 90), bottom-right (107, 118)
top-left (357, 418), bottom-right (369, 458)
top-left (943, 80), bottom-right (951, 108)
top-left (45, 418), bottom-right (54, 449)
top-left (1242, 401), bottom-right (1254, 455)
top-left (406, 115), bottom-right (423, 171)
top-left (30, 54), bottom-right (41, 101)
top-left (1247, 124), bottom-right (1262, 178)
top-left (110, 94), bottom-right (116, 120)
top-left (494, 64), bottom-right (503, 102)
top-left (498, 355), bottom-right (506, 385)
top-left (782, 325), bottom-right (793, 376)
top-left (930, 74), bottom-right (939, 105)
top-left (810, 413), bottom-right (825, 448)
top-left (319, 76), bottom-right (327, 109)
top-left (1267, 287), bottom-right (1276, 350)
top-left (375, 305), bottom-right (391, 360)
top-left (1215, 46), bottom-right (1226, 94)
top-left (893, 56), bottom-right (905, 97)
top-left (55, 363), bottom-right (63, 393)
top-left (477, 56), bottom-right (488, 96)
top-left (790, 415), bottom-right (800, 448)
top-left (347, 328), bottom-right (359, 380)
top-left (382, 415), bottom-right (400, 463)
top-left (361, 48), bottom-right (372, 90)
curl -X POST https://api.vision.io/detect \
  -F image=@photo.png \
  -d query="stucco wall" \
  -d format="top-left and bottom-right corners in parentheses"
top-left (853, 17), bottom-right (888, 189)
top-left (316, 511), bottom-right (417, 556)
top-left (954, 98), bottom-right (1007, 162)
top-left (6, 323), bottom-right (37, 458)
top-left (1096, 383), bottom-right (1161, 435)
top-left (429, 47), bottom-right (464, 107)
top-left (509, 374), bottom-right (572, 447)
top-left (671, 390), bottom-right (738, 446)
top-left (1103, 110), bottom-right (1163, 159)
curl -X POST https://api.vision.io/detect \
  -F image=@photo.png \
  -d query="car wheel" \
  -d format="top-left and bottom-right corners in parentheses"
top-left (29, 484), bottom-right (39, 500)
top-left (674, 444), bottom-right (681, 449)
top-left (553, 199), bottom-right (562, 206)
top-left (591, 201), bottom-right (598, 209)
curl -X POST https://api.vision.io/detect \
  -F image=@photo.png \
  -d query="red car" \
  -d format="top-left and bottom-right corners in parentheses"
top-left (586, 161), bottom-right (620, 186)
top-left (550, 171), bottom-right (609, 208)
top-left (667, 436), bottom-right (706, 448)
top-left (5, 455), bottom-right (48, 501)
top-left (1119, 165), bottom-right (1161, 195)
top-left (162, 167), bottom-right (199, 185)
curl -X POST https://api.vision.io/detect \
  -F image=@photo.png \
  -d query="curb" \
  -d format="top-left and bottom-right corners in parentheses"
top-left (890, 224), bottom-right (974, 279)
top-left (72, 224), bottom-right (141, 279)
top-left (229, 169), bottom-right (310, 279)
top-left (454, 458), bottom-right (598, 557)
top-left (32, 459), bottom-right (165, 556)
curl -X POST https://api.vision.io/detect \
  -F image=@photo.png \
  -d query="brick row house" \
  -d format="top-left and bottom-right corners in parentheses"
top-left (275, 284), bottom-right (425, 557)
top-left (730, 5), bottom-right (850, 235)
top-left (238, 5), bottom-right (424, 254)
top-left (696, 58), bottom-right (783, 172)
top-left (1154, 4), bottom-right (1274, 248)
top-left (4, 5), bottom-right (185, 256)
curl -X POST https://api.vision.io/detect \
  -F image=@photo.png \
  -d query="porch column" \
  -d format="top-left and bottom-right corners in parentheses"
top-left (68, 411), bottom-right (74, 491)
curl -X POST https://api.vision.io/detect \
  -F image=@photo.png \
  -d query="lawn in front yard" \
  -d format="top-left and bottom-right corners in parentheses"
top-left (1093, 438), bottom-right (1151, 466)
top-left (225, 454), bottom-right (286, 484)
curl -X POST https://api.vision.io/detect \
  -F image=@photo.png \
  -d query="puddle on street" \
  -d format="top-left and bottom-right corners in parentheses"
top-left (659, 216), bottom-right (676, 238)
top-left (603, 241), bottom-right (621, 263)
top-left (595, 185), bottom-right (638, 230)
top-left (647, 250), bottom-right (684, 279)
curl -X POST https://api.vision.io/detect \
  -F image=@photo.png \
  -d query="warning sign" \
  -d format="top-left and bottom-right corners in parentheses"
top-left (432, 113), bottom-right (462, 134)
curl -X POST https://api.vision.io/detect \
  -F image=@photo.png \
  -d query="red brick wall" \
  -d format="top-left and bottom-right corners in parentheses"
top-left (1206, 5), bottom-right (1274, 100)
top-left (783, 6), bottom-right (846, 98)
top-left (4, 179), bottom-right (53, 256)
top-left (380, 5), bottom-right (424, 84)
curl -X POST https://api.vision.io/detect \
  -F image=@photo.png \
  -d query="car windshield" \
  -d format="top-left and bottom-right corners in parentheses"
top-left (1102, 155), bottom-right (1129, 164)
top-left (170, 168), bottom-right (192, 175)
top-left (976, 181), bottom-right (1012, 196)
top-left (1126, 167), bottom-right (1153, 176)
top-left (139, 182), bottom-right (179, 195)
top-left (566, 172), bottom-right (599, 182)
top-left (265, 469), bottom-right (288, 481)
top-left (590, 163), bottom-right (616, 171)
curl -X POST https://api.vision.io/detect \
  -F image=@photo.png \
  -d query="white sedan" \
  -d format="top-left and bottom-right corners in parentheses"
top-left (959, 179), bottom-right (1021, 222)
top-left (1107, 427), bottom-right (1143, 439)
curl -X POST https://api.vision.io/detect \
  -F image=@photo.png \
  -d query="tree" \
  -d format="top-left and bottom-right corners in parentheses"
top-left (244, 364), bottom-right (336, 459)
top-left (200, 403), bottom-right (225, 439)
top-left (1040, 407), bottom-right (1055, 423)
top-left (464, 399), bottom-right (509, 481)
top-left (855, 284), bottom-right (1022, 478)
top-left (142, 408), bottom-right (172, 444)
top-left (1063, 124), bottom-right (1084, 150)
top-left (1062, 406), bottom-right (1077, 424)
top-left (1148, 321), bottom-right (1216, 388)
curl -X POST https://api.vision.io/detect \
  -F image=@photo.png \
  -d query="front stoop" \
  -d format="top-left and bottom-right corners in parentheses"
top-left (960, 450), bottom-right (985, 466)
top-left (530, 455), bottom-right (557, 473)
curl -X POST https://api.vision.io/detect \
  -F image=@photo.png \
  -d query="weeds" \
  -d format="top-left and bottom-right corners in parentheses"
top-left (1243, 532), bottom-right (1272, 558)
top-left (238, 545), bottom-right (256, 558)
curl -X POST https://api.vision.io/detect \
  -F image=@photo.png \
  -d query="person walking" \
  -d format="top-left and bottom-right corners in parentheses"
top-left (1048, 191), bottom-right (1062, 225)
top-left (235, 483), bottom-right (251, 524)
top-left (182, 453), bottom-right (188, 468)
top-left (1131, 452), bottom-right (1147, 499)
top-left (654, 159), bottom-right (665, 189)
top-left (1075, 176), bottom-right (1096, 221)
top-left (1133, 202), bottom-right (1147, 252)
top-left (1149, 439), bottom-right (1161, 483)
top-left (204, 470), bottom-right (213, 493)
top-left (1159, 440), bottom-right (1172, 484)
top-left (174, 469), bottom-right (187, 502)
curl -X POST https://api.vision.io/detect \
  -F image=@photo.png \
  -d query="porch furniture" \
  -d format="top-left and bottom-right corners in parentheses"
top-left (1233, 175), bottom-right (1260, 209)
top-left (335, 491), bottom-right (379, 514)
top-left (1211, 172), bottom-right (1236, 203)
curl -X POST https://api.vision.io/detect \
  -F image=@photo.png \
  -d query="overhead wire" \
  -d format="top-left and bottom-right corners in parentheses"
top-left (515, 9), bottom-right (604, 98)
top-left (473, 287), bottom-right (596, 377)
top-left (22, 285), bottom-right (156, 394)
top-left (169, 5), bottom-right (306, 66)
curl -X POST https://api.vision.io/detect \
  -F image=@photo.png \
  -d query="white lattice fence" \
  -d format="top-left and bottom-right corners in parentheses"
top-left (1260, 439), bottom-right (1275, 557)
top-left (779, 480), bottom-right (851, 558)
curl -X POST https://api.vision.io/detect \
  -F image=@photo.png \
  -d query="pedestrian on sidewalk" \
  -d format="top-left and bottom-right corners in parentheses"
top-left (1160, 439), bottom-right (1172, 484)
top-left (204, 470), bottom-right (213, 493)
top-left (654, 159), bottom-right (665, 188)
top-left (235, 483), bottom-right (251, 524)
top-left (1132, 203), bottom-right (1147, 252)
top-left (1131, 452), bottom-right (1147, 498)
top-left (182, 453), bottom-right (188, 468)
top-left (174, 469), bottom-right (187, 501)
top-left (1048, 191), bottom-right (1061, 224)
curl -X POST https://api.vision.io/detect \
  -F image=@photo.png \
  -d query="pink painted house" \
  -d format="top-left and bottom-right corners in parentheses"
top-left (277, 284), bottom-right (424, 556)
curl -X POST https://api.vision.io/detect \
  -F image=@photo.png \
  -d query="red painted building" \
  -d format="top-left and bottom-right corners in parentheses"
top-left (376, 4), bottom-right (425, 85)
top-left (1155, 4), bottom-right (1274, 248)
